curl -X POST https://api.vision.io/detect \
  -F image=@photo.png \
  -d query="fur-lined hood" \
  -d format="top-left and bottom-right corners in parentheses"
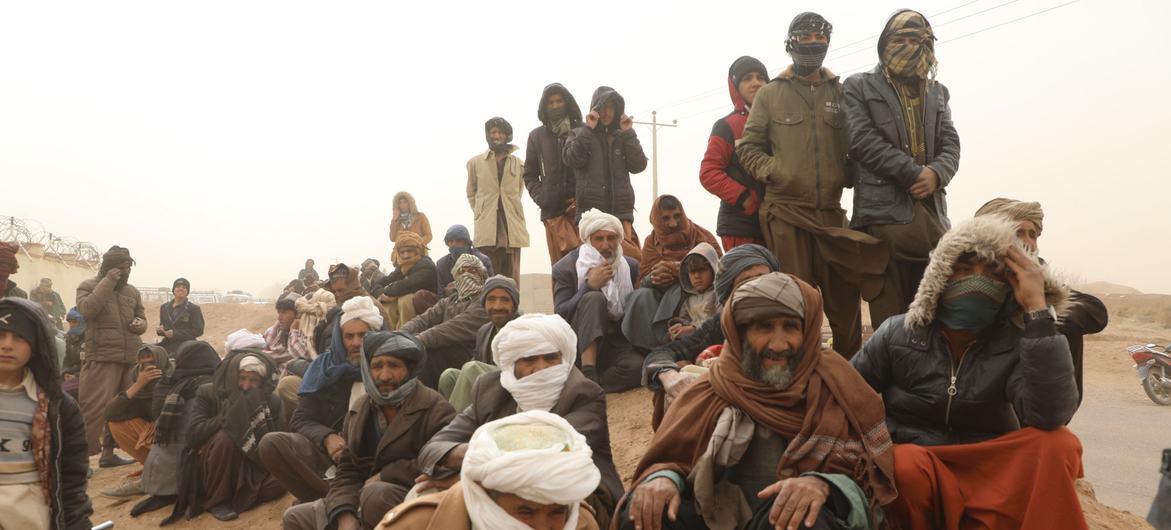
top-left (904, 215), bottom-right (1070, 330)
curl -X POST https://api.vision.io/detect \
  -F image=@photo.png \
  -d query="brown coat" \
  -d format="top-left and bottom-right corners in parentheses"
top-left (76, 275), bottom-right (146, 363)
top-left (325, 384), bottom-right (456, 518)
top-left (376, 483), bottom-right (599, 530)
top-left (389, 192), bottom-right (433, 245)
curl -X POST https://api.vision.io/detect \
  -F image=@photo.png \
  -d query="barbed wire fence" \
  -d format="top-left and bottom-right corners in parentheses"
top-left (0, 214), bottom-right (101, 271)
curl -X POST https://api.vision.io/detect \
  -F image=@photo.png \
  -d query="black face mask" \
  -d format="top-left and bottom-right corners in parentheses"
top-left (790, 42), bottom-right (828, 77)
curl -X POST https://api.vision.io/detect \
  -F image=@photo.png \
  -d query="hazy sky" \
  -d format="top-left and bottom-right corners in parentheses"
top-left (3, 0), bottom-right (1169, 296)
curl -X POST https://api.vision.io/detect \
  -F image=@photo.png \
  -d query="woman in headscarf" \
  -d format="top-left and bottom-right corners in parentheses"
top-left (389, 191), bottom-right (433, 246)
top-left (165, 350), bottom-right (284, 523)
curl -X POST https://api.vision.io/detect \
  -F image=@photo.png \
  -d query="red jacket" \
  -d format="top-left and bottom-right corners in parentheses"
top-left (699, 62), bottom-right (766, 240)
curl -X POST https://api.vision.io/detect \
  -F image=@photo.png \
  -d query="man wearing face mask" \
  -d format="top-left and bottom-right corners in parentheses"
top-left (851, 216), bottom-right (1085, 530)
top-left (737, 12), bottom-right (888, 360)
top-left (282, 331), bottom-right (455, 530)
top-left (467, 117), bottom-right (529, 282)
top-left (844, 9), bottom-right (961, 331)
top-left (526, 83), bottom-right (585, 264)
top-left (416, 314), bottom-right (622, 527)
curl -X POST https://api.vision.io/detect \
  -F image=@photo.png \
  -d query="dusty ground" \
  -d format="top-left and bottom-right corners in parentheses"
top-left (88, 292), bottom-right (1163, 529)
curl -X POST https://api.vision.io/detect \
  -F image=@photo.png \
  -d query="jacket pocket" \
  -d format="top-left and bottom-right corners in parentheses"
top-left (768, 113), bottom-right (806, 188)
top-left (857, 174), bottom-right (899, 206)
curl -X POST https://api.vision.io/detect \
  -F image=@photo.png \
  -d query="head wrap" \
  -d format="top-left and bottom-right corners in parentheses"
top-left (640, 195), bottom-right (720, 284)
top-left (453, 253), bottom-right (488, 301)
top-left (38, 278), bottom-right (52, 288)
top-left (715, 244), bottom-right (782, 303)
top-left (327, 263), bottom-right (369, 305)
top-left (100, 245), bottom-right (134, 271)
top-left (461, 411), bottom-right (601, 530)
top-left (134, 344), bottom-right (174, 381)
top-left (492, 314), bottom-right (577, 412)
top-left (880, 9), bottom-right (937, 79)
top-left (156, 340), bottom-right (220, 444)
top-left (786, 12), bottom-right (833, 77)
top-left (225, 329), bottom-right (267, 352)
top-left (730, 272), bottom-right (806, 326)
top-left (362, 258), bottom-right (381, 270)
top-left (481, 275), bottom-right (520, 309)
top-left (575, 210), bottom-right (633, 319)
top-left (339, 296), bottom-right (384, 331)
top-left (0, 242), bottom-right (18, 275)
top-left (209, 351), bottom-right (278, 464)
top-left (394, 231), bottom-right (428, 272)
top-left (973, 198), bottom-right (1044, 236)
top-left (360, 331), bottom-right (425, 407)
top-left (485, 117), bottom-right (514, 153)
top-left (238, 355), bottom-right (268, 377)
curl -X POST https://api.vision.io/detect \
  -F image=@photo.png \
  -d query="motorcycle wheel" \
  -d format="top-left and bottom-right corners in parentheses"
top-left (1143, 367), bottom-right (1171, 406)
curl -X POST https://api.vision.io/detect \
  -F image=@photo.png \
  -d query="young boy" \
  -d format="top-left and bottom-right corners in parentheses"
top-left (668, 243), bottom-right (720, 341)
top-left (0, 298), bottom-right (93, 530)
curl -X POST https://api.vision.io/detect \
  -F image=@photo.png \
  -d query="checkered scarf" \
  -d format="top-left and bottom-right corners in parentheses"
top-left (881, 11), bottom-right (936, 80)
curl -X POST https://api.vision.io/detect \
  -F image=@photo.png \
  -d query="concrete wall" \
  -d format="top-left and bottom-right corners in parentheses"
top-left (9, 252), bottom-right (98, 307)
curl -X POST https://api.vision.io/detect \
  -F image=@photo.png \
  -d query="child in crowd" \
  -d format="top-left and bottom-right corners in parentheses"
top-left (668, 243), bottom-right (720, 341)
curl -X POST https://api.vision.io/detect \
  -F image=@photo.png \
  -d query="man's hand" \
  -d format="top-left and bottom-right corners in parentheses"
top-left (587, 264), bottom-right (615, 290)
top-left (742, 191), bottom-right (762, 216)
top-left (156, 325), bottom-right (166, 335)
top-left (758, 476), bottom-right (830, 530)
top-left (585, 111), bottom-right (600, 129)
top-left (335, 512), bottom-right (360, 530)
top-left (441, 443), bottom-right (468, 471)
top-left (379, 294), bottom-right (397, 304)
top-left (629, 476), bottom-right (680, 530)
top-left (164, 330), bottom-right (174, 338)
top-left (1004, 245), bottom-right (1048, 312)
top-left (620, 114), bottom-right (634, 131)
top-left (910, 167), bottom-right (939, 199)
top-left (105, 268), bottom-right (123, 282)
top-left (413, 473), bottom-right (459, 492)
top-left (650, 261), bottom-right (680, 289)
top-left (324, 433), bottom-right (347, 464)
top-left (129, 317), bottom-right (147, 334)
top-left (668, 324), bottom-right (696, 340)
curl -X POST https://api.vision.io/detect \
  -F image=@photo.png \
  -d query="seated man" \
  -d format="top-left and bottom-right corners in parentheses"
top-left (100, 344), bottom-right (173, 498)
top-left (641, 244), bottom-right (779, 428)
top-left (624, 272), bottom-right (895, 530)
top-left (166, 350), bottom-right (284, 523)
top-left (264, 296), bottom-right (312, 428)
top-left (401, 254), bottom-right (490, 388)
top-left (297, 279), bottom-right (337, 358)
top-left (360, 258), bottom-right (387, 296)
top-left (377, 232), bottom-right (439, 329)
top-left (259, 296), bottom-right (386, 503)
top-left (438, 275), bottom-right (521, 411)
top-left (378, 411), bottom-right (601, 530)
top-left (283, 331), bottom-right (455, 530)
top-left (130, 340), bottom-right (221, 517)
top-left (417, 314), bottom-right (622, 526)
top-left (851, 215), bottom-right (1084, 530)
top-left (553, 209), bottom-right (641, 392)
top-left (622, 195), bottom-right (719, 352)
top-left (434, 224), bottom-right (495, 295)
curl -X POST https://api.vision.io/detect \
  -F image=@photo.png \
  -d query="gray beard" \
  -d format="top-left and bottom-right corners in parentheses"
top-left (741, 338), bottom-right (799, 390)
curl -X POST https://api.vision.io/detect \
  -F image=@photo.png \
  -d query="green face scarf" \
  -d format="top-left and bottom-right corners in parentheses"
top-left (936, 275), bottom-right (1010, 332)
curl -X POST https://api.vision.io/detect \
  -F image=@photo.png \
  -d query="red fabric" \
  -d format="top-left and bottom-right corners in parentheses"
top-left (720, 235), bottom-right (766, 253)
top-left (891, 427), bottom-right (1087, 530)
top-left (699, 134), bottom-right (747, 205)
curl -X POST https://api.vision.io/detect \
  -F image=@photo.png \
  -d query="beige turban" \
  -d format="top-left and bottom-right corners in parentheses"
top-left (731, 272), bottom-right (806, 325)
top-left (973, 197), bottom-right (1044, 235)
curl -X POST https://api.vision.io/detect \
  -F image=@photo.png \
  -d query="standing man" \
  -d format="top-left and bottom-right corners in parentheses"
top-left (525, 83), bottom-right (585, 264)
top-left (845, 9), bottom-right (961, 330)
top-left (467, 117), bottom-right (529, 282)
top-left (700, 56), bottom-right (769, 251)
top-left (737, 12), bottom-right (888, 358)
top-left (299, 259), bottom-right (320, 286)
top-left (157, 277), bottom-right (205, 354)
top-left (30, 278), bottom-right (67, 329)
top-left (0, 242), bottom-right (26, 298)
top-left (563, 86), bottom-right (648, 261)
top-left (76, 245), bottom-right (146, 465)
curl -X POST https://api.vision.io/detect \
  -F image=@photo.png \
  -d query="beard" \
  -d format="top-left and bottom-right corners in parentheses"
top-left (740, 338), bottom-right (801, 390)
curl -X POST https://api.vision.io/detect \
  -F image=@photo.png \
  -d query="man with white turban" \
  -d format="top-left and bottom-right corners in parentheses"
top-left (259, 296), bottom-right (388, 504)
top-left (416, 314), bottom-right (622, 526)
top-left (552, 209), bottom-right (642, 392)
top-left (379, 410), bottom-right (602, 530)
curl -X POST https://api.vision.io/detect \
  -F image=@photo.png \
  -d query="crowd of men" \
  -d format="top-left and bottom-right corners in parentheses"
top-left (0, 8), bottom-right (1131, 530)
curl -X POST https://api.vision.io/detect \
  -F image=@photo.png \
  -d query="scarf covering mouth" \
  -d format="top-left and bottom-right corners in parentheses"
top-left (491, 314), bottom-right (577, 412)
top-left (461, 410), bottom-right (600, 530)
top-left (452, 253), bottom-right (488, 301)
top-left (881, 10), bottom-right (936, 79)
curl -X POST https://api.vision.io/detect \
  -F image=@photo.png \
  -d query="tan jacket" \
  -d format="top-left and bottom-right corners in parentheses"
top-left (377, 484), bottom-right (599, 530)
top-left (76, 275), bottom-right (145, 363)
top-left (465, 149), bottom-right (530, 249)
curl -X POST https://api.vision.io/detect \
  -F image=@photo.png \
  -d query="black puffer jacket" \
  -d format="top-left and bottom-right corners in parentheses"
top-left (524, 83), bottom-right (583, 220)
top-left (562, 86), bottom-right (648, 222)
top-left (376, 256), bottom-right (439, 297)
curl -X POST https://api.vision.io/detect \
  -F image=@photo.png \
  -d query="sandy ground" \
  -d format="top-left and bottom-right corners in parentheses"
top-left (86, 295), bottom-right (1163, 529)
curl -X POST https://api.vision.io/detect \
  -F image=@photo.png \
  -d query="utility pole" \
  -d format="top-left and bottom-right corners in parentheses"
top-left (632, 111), bottom-right (677, 198)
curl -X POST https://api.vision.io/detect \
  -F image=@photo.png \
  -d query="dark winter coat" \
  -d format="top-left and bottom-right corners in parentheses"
top-left (525, 83), bottom-right (584, 220)
top-left (699, 62), bottom-right (767, 239)
top-left (290, 377), bottom-right (355, 449)
top-left (375, 257), bottom-right (439, 297)
top-left (562, 87), bottom-right (648, 222)
top-left (76, 275), bottom-right (146, 363)
top-left (551, 247), bottom-right (640, 322)
top-left (158, 301), bottom-right (204, 353)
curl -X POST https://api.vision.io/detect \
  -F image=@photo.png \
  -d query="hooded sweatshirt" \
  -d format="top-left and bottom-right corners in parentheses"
top-left (525, 83), bottom-right (584, 220)
top-left (676, 243), bottom-right (721, 326)
top-left (562, 87), bottom-right (649, 222)
top-left (700, 56), bottom-right (769, 240)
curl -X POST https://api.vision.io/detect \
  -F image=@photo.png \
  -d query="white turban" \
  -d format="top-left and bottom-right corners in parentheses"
top-left (238, 355), bottom-right (267, 377)
top-left (225, 329), bottom-right (266, 352)
top-left (575, 210), bottom-right (633, 320)
top-left (461, 411), bottom-right (601, 530)
top-left (491, 314), bottom-right (577, 412)
top-left (340, 296), bottom-right (383, 330)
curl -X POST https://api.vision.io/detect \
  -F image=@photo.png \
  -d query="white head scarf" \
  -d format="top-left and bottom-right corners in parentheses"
top-left (238, 355), bottom-right (268, 377)
top-left (340, 296), bottom-right (384, 330)
top-left (575, 209), bottom-right (633, 319)
top-left (461, 411), bottom-right (601, 530)
top-left (491, 314), bottom-right (577, 412)
top-left (225, 329), bottom-right (266, 352)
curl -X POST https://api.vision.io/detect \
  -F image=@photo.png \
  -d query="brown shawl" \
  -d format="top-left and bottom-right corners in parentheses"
top-left (638, 195), bottom-right (720, 284)
top-left (624, 274), bottom-right (896, 526)
top-left (327, 263), bottom-right (369, 305)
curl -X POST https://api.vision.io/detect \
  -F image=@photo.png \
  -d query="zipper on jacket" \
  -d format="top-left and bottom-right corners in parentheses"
top-left (944, 345), bottom-right (972, 426)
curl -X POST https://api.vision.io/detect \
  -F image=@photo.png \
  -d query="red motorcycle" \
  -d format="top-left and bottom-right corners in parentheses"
top-left (1128, 343), bottom-right (1171, 406)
